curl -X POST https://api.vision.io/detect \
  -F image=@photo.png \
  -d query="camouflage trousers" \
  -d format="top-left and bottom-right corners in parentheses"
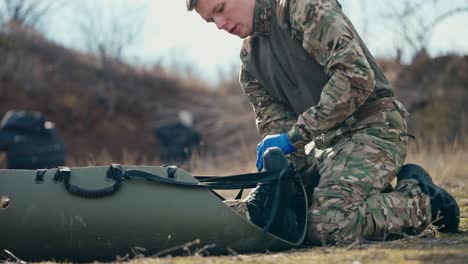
top-left (225, 108), bottom-right (432, 244)
top-left (306, 129), bottom-right (431, 244)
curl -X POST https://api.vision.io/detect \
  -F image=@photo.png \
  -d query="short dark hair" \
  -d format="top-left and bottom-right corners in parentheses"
top-left (186, 0), bottom-right (198, 11)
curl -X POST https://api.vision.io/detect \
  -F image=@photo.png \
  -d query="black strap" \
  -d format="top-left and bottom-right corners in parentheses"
top-left (122, 167), bottom-right (286, 190)
top-left (235, 189), bottom-right (244, 200)
top-left (34, 169), bottom-right (47, 183)
top-left (54, 164), bottom-right (294, 198)
top-left (166, 165), bottom-right (177, 179)
top-left (195, 170), bottom-right (282, 183)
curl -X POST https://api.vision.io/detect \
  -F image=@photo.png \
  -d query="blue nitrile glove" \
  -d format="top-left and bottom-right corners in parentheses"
top-left (256, 133), bottom-right (296, 171)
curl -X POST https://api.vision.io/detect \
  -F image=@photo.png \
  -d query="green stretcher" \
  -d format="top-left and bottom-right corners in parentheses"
top-left (0, 165), bottom-right (308, 262)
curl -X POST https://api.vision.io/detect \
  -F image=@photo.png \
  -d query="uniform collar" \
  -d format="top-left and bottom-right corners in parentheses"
top-left (252, 0), bottom-right (273, 37)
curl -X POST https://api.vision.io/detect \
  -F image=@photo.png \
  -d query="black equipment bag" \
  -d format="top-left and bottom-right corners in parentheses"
top-left (6, 135), bottom-right (65, 169)
top-left (0, 110), bottom-right (65, 169)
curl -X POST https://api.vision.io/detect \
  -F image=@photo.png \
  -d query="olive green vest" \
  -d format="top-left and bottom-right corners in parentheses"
top-left (243, 6), bottom-right (393, 116)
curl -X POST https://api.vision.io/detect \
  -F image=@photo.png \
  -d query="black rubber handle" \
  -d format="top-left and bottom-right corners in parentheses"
top-left (55, 166), bottom-right (123, 198)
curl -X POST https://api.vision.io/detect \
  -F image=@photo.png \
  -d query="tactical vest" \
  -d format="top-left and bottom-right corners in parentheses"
top-left (242, 2), bottom-right (393, 117)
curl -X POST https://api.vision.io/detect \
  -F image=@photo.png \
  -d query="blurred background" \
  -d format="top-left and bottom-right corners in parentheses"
top-left (0, 0), bottom-right (467, 176)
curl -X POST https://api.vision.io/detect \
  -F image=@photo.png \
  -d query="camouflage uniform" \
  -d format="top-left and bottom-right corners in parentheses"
top-left (236, 0), bottom-right (432, 244)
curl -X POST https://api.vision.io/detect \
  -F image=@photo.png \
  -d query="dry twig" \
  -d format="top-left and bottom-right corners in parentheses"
top-left (152, 239), bottom-right (201, 258)
top-left (2, 249), bottom-right (26, 264)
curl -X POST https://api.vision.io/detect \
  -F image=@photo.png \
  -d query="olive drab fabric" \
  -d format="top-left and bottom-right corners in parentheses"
top-left (237, 0), bottom-right (431, 244)
top-left (0, 166), bottom-right (304, 261)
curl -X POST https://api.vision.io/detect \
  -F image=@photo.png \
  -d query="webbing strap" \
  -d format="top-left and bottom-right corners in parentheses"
top-left (52, 164), bottom-right (296, 198)
top-left (122, 167), bottom-right (287, 190)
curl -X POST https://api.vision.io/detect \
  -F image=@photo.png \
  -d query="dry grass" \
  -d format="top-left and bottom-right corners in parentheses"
top-left (121, 247), bottom-right (468, 264)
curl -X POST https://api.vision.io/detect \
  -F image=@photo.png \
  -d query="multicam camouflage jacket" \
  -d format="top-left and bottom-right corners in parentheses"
top-left (240, 0), bottom-right (395, 150)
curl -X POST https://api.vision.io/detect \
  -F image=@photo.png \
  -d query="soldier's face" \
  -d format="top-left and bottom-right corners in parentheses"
top-left (195, 0), bottom-right (255, 39)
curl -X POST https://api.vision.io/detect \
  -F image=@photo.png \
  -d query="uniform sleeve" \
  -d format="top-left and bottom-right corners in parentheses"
top-left (239, 64), bottom-right (298, 137)
top-left (286, 0), bottom-right (376, 149)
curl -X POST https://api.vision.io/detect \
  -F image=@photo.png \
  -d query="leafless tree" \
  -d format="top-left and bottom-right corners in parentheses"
top-left (76, 0), bottom-right (148, 117)
top-left (0, 0), bottom-right (60, 29)
top-left (77, 0), bottom-right (147, 60)
top-left (379, 0), bottom-right (468, 61)
top-left (0, 1), bottom-right (66, 92)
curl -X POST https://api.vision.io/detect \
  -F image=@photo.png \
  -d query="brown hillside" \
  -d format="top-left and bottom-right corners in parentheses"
top-left (0, 26), bottom-right (258, 167)
top-left (391, 53), bottom-right (468, 144)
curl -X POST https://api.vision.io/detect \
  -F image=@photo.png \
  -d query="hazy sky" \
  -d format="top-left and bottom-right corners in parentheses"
top-left (47, 0), bottom-right (468, 84)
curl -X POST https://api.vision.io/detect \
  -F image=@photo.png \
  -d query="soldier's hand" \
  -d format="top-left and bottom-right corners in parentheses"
top-left (256, 133), bottom-right (296, 171)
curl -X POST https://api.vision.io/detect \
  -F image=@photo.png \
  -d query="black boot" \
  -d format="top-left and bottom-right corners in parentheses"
top-left (397, 164), bottom-right (460, 233)
top-left (246, 147), bottom-right (299, 240)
